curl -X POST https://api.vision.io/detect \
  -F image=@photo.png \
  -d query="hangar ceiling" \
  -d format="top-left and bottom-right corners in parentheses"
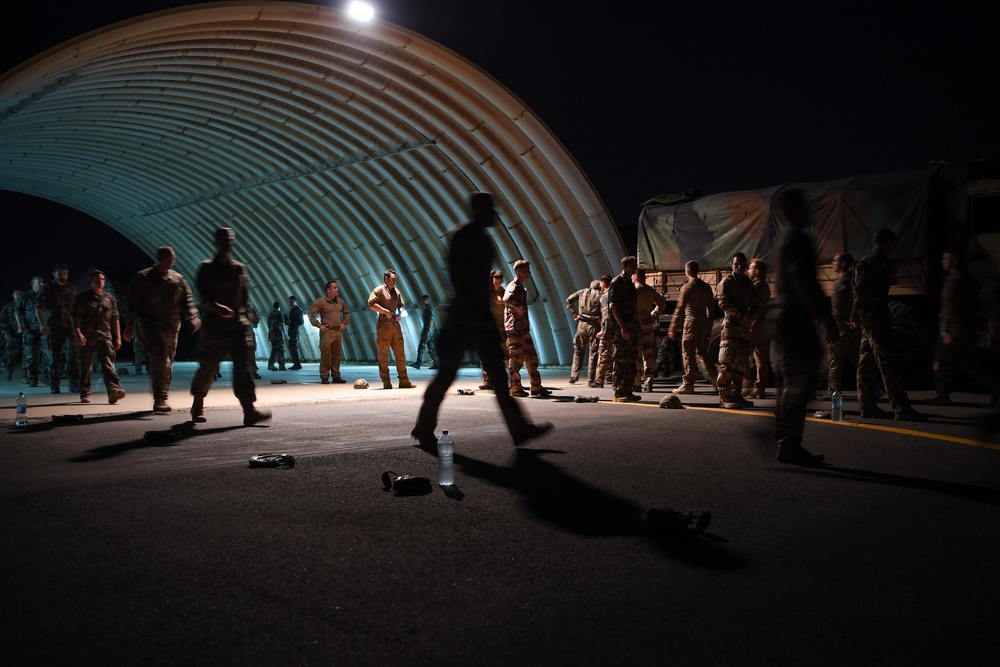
top-left (0, 1), bottom-right (623, 364)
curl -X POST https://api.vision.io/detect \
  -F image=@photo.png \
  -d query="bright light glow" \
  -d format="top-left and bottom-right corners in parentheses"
top-left (347, 1), bottom-right (375, 21)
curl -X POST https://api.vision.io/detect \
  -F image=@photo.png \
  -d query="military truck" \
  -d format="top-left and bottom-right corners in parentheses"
top-left (637, 160), bottom-right (1000, 386)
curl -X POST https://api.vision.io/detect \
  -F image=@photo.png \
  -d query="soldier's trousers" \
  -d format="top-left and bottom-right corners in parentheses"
top-left (570, 320), bottom-right (598, 382)
top-left (744, 323), bottom-right (770, 393)
top-left (507, 330), bottom-right (542, 390)
top-left (771, 311), bottom-right (821, 443)
top-left (611, 327), bottom-right (638, 398)
top-left (416, 325), bottom-right (437, 365)
top-left (268, 338), bottom-right (286, 369)
top-left (78, 339), bottom-right (122, 400)
top-left (636, 319), bottom-right (656, 387)
top-left (717, 317), bottom-right (749, 402)
top-left (934, 336), bottom-right (996, 396)
top-left (191, 320), bottom-right (257, 405)
top-left (856, 312), bottom-right (912, 413)
top-left (48, 325), bottom-right (79, 390)
top-left (827, 323), bottom-right (860, 393)
top-left (5, 335), bottom-right (22, 380)
top-left (287, 327), bottom-right (301, 366)
top-left (680, 319), bottom-right (717, 389)
top-left (595, 332), bottom-right (614, 384)
top-left (21, 331), bottom-right (41, 384)
top-left (319, 329), bottom-right (343, 380)
top-left (376, 318), bottom-right (410, 384)
top-left (139, 321), bottom-right (181, 403)
top-left (481, 334), bottom-right (507, 387)
top-left (132, 332), bottom-right (145, 373)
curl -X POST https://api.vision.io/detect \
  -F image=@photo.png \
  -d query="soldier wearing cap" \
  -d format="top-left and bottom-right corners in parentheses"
top-left (608, 256), bottom-right (641, 403)
top-left (633, 268), bottom-right (667, 392)
top-left (669, 260), bottom-right (718, 394)
top-left (565, 279), bottom-right (602, 386)
top-left (715, 252), bottom-right (756, 409)
top-left (124, 246), bottom-right (201, 413)
top-left (73, 269), bottom-right (126, 405)
top-left (37, 263), bottom-right (79, 394)
top-left (504, 259), bottom-right (549, 397)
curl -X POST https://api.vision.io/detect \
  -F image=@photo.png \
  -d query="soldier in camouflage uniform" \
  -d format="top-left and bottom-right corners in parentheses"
top-left (2, 289), bottom-right (23, 382)
top-left (851, 229), bottom-right (925, 421)
top-left (744, 258), bottom-right (771, 399)
top-left (37, 263), bottom-right (80, 394)
top-left (768, 189), bottom-right (839, 466)
top-left (72, 270), bottom-right (126, 404)
top-left (593, 274), bottom-right (614, 388)
top-left (16, 277), bottom-right (45, 386)
top-left (826, 252), bottom-right (860, 397)
top-left (608, 256), bottom-right (640, 402)
top-left (480, 270), bottom-right (507, 390)
top-left (927, 249), bottom-right (998, 405)
top-left (564, 279), bottom-right (602, 386)
top-left (189, 228), bottom-right (270, 425)
top-left (285, 295), bottom-right (304, 370)
top-left (267, 301), bottom-right (286, 371)
top-left (669, 261), bottom-right (718, 394)
top-left (125, 246), bottom-right (202, 412)
top-left (716, 252), bottom-right (757, 409)
top-left (632, 268), bottom-right (667, 392)
top-left (505, 260), bottom-right (549, 397)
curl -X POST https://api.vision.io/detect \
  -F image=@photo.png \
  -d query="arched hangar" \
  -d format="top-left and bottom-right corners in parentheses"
top-left (0, 1), bottom-right (623, 363)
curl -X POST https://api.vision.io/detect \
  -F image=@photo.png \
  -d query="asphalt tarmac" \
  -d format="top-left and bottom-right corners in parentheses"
top-left (2, 363), bottom-right (999, 665)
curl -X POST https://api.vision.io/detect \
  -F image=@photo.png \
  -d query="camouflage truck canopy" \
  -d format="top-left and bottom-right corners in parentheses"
top-left (637, 168), bottom-right (940, 271)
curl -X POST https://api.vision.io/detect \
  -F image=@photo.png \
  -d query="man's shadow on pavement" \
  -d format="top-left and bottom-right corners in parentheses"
top-left (780, 464), bottom-right (1000, 505)
top-left (453, 447), bottom-right (745, 569)
top-left (67, 421), bottom-right (245, 463)
top-left (10, 410), bottom-right (153, 434)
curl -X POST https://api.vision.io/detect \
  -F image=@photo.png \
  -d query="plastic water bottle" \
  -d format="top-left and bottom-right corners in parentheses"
top-left (831, 388), bottom-right (843, 423)
top-left (15, 392), bottom-right (28, 426)
top-left (437, 431), bottom-right (455, 486)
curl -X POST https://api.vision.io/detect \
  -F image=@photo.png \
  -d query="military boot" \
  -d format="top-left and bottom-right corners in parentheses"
top-left (191, 396), bottom-right (207, 423)
top-left (242, 402), bottom-right (272, 426)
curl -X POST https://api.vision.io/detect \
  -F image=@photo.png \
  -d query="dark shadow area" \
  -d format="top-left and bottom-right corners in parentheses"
top-left (452, 448), bottom-right (744, 569)
top-left (68, 421), bottom-right (244, 463)
top-left (781, 465), bottom-right (1000, 506)
top-left (9, 410), bottom-right (155, 434)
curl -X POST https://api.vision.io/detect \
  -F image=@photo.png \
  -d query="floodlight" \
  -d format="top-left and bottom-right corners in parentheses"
top-left (347, 1), bottom-right (375, 21)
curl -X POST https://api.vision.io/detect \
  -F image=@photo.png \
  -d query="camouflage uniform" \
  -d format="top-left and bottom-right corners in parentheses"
top-left (267, 306), bottom-right (286, 370)
top-left (827, 271), bottom-right (860, 393)
top-left (933, 269), bottom-right (994, 397)
top-left (595, 287), bottom-right (613, 385)
top-left (852, 250), bottom-right (915, 414)
top-left (1, 298), bottom-right (23, 382)
top-left (608, 272), bottom-right (639, 399)
top-left (744, 278), bottom-right (771, 397)
top-left (72, 288), bottom-right (124, 401)
top-left (132, 329), bottom-right (145, 375)
top-left (634, 282), bottom-right (666, 391)
top-left (669, 277), bottom-right (717, 392)
top-left (128, 264), bottom-right (199, 407)
top-left (38, 280), bottom-right (79, 392)
top-left (715, 272), bottom-right (756, 405)
top-left (190, 258), bottom-right (257, 405)
top-left (769, 226), bottom-right (833, 444)
top-left (504, 277), bottom-right (542, 392)
top-left (285, 302), bottom-right (304, 368)
top-left (564, 283), bottom-right (602, 383)
top-left (16, 289), bottom-right (43, 386)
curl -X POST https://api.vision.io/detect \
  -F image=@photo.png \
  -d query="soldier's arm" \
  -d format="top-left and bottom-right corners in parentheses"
top-left (341, 300), bottom-right (350, 329)
top-left (669, 286), bottom-right (687, 337)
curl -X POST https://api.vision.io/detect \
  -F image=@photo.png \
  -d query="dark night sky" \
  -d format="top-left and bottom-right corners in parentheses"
top-left (2, 0), bottom-right (997, 292)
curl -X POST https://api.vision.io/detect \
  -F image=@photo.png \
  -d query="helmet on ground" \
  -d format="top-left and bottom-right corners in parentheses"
top-left (353, 378), bottom-right (369, 389)
top-left (658, 395), bottom-right (684, 409)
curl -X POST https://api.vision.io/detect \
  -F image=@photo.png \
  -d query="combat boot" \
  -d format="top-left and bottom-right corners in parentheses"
top-left (242, 403), bottom-right (272, 426)
top-left (191, 396), bottom-right (207, 423)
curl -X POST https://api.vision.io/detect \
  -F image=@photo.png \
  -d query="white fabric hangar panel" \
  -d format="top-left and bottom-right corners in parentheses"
top-left (0, 1), bottom-right (624, 364)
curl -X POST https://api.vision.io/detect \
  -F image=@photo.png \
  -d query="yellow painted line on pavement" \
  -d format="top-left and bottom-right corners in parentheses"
top-left (629, 401), bottom-right (1000, 451)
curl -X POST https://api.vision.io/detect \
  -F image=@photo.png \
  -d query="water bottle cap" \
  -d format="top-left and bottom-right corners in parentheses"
top-left (442, 430), bottom-right (448, 435)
